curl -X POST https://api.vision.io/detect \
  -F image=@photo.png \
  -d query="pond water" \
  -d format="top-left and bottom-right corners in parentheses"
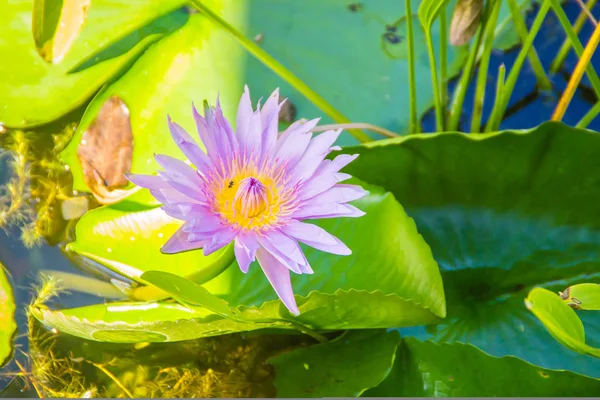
top-left (1, 0), bottom-right (600, 397)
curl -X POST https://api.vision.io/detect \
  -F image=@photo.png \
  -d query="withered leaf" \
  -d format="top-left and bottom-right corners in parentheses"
top-left (450, 0), bottom-right (484, 46)
top-left (77, 95), bottom-right (135, 204)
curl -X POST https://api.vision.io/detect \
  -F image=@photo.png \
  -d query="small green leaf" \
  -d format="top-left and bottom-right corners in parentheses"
top-left (141, 271), bottom-right (235, 318)
top-left (0, 264), bottom-right (17, 367)
top-left (419, 0), bottom-right (451, 31)
top-left (365, 339), bottom-right (600, 396)
top-left (270, 330), bottom-right (401, 397)
top-left (560, 283), bottom-right (600, 311)
top-left (526, 287), bottom-right (600, 358)
top-left (65, 189), bottom-right (235, 301)
top-left (33, 0), bottom-right (91, 63)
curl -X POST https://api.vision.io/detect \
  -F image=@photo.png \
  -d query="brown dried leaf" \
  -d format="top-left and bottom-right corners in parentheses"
top-left (450, 0), bottom-right (484, 46)
top-left (77, 96), bottom-right (135, 204)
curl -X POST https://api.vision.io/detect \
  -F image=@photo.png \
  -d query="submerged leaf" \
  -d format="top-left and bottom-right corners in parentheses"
top-left (450, 0), bottom-right (484, 46)
top-left (0, 263), bottom-right (17, 366)
top-left (270, 330), bottom-right (401, 397)
top-left (77, 95), bottom-right (135, 204)
top-left (366, 339), bottom-right (600, 396)
top-left (32, 0), bottom-right (91, 63)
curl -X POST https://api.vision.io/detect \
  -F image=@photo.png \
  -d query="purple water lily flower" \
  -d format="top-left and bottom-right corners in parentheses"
top-left (127, 87), bottom-right (367, 315)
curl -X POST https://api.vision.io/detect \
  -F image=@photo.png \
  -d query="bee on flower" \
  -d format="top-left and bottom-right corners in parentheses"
top-left (127, 87), bottom-right (367, 315)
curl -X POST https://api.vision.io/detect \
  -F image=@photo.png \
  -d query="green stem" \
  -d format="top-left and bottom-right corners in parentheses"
top-left (447, 7), bottom-right (487, 131)
top-left (425, 31), bottom-right (444, 132)
top-left (484, 1), bottom-right (551, 132)
top-left (484, 64), bottom-right (506, 132)
top-left (471, 0), bottom-right (502, 133)
top-left (576, 101), bottom-right (600, 127)
top-left (440, 9), bottom-right (449, 125)
top-left (550, 0), bottom-right (598, 73)
top-left (506, 0), bottom-right (552, 90)
top-left (549, 0), bottom-right (600, 99)
top-left (405, 0), bottom-right (419, 133)
top-left (188, 0), bottom-right (372, 143)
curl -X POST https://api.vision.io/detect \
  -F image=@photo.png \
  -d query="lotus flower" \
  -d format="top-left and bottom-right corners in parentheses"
top-left (127, 87), bottom-right (367, 314)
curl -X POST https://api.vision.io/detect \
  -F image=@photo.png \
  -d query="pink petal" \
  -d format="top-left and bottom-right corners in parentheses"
top-left (289, 129), bottom-right (342, 184)
top-left (259, 88), bottom-right (282, 158)
top-left (257, 231), bottom-right (313, 274)
top-left (302, 184), bottom-right (369, 204)
top-left (298, 154), bottom-right (358, 199)
top-left (234, 233), bottom-right (259, 273)
top-left (281, 220), bottom-right (351, 255)
top-left (215, 96), bottom-right (239, 153)
top-left (202, 227), bottom-right (238, 256)
top-left (161, 225), bottom-right (206, 254)
top-left (256, 247), bottom-right (300, 315)
top-left (205, 98), bottom-right (233, 158)
top-left (274, 128), bottom-right (313, 170)
top-left (161, 202), bottom-right (209, 220)
top-left (235, 85), bottom-right (254, 152)
top-left (150, 187), bottom-right (203, 206)
top-left (183, 214), bottom-right (226, 233)
top-left (292, 202), bottom-right (365, 220)
top-left (167, 117), bottom-right (211, 172)
top-left (193, 103), bottom-right (218, 159)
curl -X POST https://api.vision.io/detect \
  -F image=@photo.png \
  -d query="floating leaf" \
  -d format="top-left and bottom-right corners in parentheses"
top-left (32, 0), bottom-right (91, 63)
top-left (0, 263), bottom-right (17, 366)
top-left (77, 95), bottom-right (134, 204)
top-left (65, 189), bottom-right (236, 301)
top-left (560, 283), bottom-right (600, 311)
top-left (141, 271), bottom-right (235, 318)
top-left (34, 184), bottom-right (446, 342)
top-left (526, 287), bottom-right (600, 358)
top-left (0, 0), bottom-right (186, 128)
top-left (339, 122), bottom-right (600, 376)
top-left (270, 330), bottom-right (401, 397)
top-left (366, 339), bottom-right (600, 396)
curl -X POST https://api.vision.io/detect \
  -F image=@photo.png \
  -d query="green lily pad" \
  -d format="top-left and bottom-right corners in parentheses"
top-left (526, 287), bottom-right (600, 358)
top-left (59, 3), bottom-right (247, 194)
top-left (33, 184), bottom-right (446, 342)
top-left (560, 283), bottom-right (600, 310)
top-left (0, 264), bottom-right (17, 367)
top-left (339, 122), bottom-right (600, 376)
top-left (0, 0), bottom-right (186, 128)
top-left (365, 338), bottom-right (600, 396)
top-left (65, 189), bottom-right (235, 300)
top-left (270, 330), bottom-right (401, 397)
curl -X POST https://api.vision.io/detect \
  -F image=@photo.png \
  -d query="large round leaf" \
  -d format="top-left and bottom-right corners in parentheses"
top-left (33, 184), bottom-right (446, 342)
top-left (59, 1), bottom-right (247, 193)
top-left (0, 0), bottom-right (186, 128)
top-left (339, 121), bottom-right (600, 376)
top-left (365, 338), bottom-right (600, 396)
top-left (0, 264), bottom-right (16, 366)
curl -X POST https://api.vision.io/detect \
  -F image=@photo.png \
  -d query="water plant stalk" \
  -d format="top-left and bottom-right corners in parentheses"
top-left (550, 0), bottom-right (598, 73)
top-left (485, 64), bottom-right (506, 132)
top-left (447, 7), bottom-right (487, 131)
top-left (485, 0), bottom-right (551, 132)
top-left (424, 29), bottom-right (445, 132)
top-left (506, 0), bottom-right (552, 90)
top-left (552, 21), bottom-right (600, 121)
top-left (440, 10), bottom-right (449, 124)
top-left (188, 0), bottom-right (372, 143)
top-left (576, 100), bottom-right (600, 127)
top-left (471, 0), bottom-right (502, 132)
top-left (549, 0), bottom-right (600, 99)
top-left (405, 0), bottom-right (419, 133)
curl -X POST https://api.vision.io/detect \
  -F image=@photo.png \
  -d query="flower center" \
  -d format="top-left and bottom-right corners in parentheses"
top-left (234, 177), bottom-right (268, 218)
